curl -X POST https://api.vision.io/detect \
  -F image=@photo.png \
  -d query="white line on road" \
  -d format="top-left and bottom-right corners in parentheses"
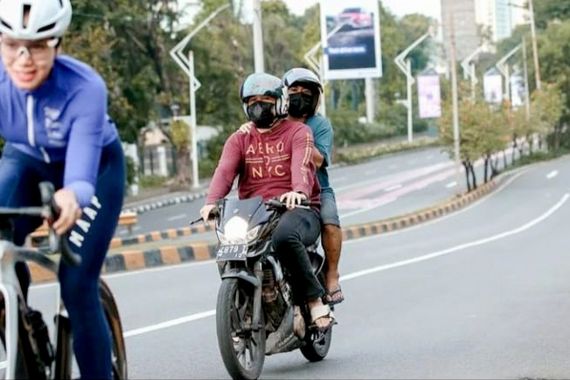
top-left (341, 193), bottom-right (569, 281)
top-left (546, 170), bottom-right (558, 180)
top-left (334, 176), bottom-right (347, 182)
top-left (124, 310), bottom-right (216, 338)
top-left (385, 184), bottom-right (403, 192)
top-left (167, 214), bottom-right (188, 222)
top-left (446, 181), bottom-right (457, 188)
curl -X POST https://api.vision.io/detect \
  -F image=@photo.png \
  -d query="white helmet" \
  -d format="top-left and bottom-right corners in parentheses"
top-left (0, 0), bottom-right (72, 40)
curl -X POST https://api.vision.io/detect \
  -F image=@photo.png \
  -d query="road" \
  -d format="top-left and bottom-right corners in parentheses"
top-left (121, 147), bottom-right (520, 236)
top-left (26, 153), bottom-right (570, 378)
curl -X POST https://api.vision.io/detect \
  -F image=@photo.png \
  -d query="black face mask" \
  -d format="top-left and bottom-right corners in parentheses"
top-left (288, 93), bottom-right (316, 118)
top-left (247, 102), bottom-right (277, 129)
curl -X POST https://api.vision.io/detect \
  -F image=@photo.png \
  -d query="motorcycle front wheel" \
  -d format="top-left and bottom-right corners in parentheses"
top-left (216, 278), bottom-right (265, 380)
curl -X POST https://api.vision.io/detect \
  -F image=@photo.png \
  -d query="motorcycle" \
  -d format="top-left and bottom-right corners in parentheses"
top-left (209, 196), bottom-right (333, 380)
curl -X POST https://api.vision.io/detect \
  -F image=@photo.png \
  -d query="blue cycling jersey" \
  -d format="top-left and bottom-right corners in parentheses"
top-left (0, 55), bottom-right (119, 206)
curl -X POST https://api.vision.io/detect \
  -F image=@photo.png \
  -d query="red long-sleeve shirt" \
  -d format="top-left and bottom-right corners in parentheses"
top-left (206, 119), bottom-right (320, 207)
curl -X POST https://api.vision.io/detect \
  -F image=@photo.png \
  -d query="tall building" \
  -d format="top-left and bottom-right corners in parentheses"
top-left (441, 0), bottom-right (480, 61)
top-left (475, 0), bottom-right (515, 42)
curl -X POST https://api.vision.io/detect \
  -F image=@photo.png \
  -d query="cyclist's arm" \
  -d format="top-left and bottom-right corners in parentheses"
top-left (64, 77), bottom-right (107, 207)
top-left (206, 133), bottom-right (243, 204)
top-left (290, 127), bottom-right (315, 197)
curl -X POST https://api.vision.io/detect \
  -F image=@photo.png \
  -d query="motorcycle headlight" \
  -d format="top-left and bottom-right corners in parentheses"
top-left (217, 218), bottom-right (262, 245)
top-left (246, 225), bottom-right (262, 243)
top-left (222, 216), bottom-right (249, 242)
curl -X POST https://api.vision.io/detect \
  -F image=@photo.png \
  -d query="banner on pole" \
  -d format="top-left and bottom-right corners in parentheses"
top-left (417, 71), bottom-right (441, 119)
top-left (483, 69), bottom-right (503, 104)
top-left (510, 73), bottom-right (525, 108)
top-left (319, 0), bottom-right (382, 80)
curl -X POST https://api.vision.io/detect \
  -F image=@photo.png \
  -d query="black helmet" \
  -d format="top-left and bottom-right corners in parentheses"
top-left (282, 68), bottom-right (322, 117)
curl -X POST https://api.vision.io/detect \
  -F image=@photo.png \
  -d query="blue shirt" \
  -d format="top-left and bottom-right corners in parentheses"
top-left (0, 55), bottom-right (119, 206)
top-left (306, 114), bottom-right (334, 191)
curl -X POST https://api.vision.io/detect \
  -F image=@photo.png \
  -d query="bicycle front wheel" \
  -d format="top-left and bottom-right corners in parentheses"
top-left (0, 296), bottom-right (47, 380)
top-left (99, 279), bottom-right (128, 380)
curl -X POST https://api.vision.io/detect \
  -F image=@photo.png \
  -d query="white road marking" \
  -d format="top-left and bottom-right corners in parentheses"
top-left (385, 184), bottom-right (403, 192)
top-left (167, 214), bottom-right (187, 222)
top-left (124, 310), bottom-right (216, 338)
top-left (446, 181), bottom-right (458, 188)
top-left (341, 193), bottom-right (569, 281)
top-left (546, 170), bottom-right (558, 180)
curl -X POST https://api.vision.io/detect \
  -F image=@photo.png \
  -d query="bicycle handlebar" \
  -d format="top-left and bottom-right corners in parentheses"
top-left (0, 182), bottom-right (82, 267)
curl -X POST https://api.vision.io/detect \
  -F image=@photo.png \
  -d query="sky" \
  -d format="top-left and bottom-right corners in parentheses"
top-left (283, 0), bottom-right (442, 21)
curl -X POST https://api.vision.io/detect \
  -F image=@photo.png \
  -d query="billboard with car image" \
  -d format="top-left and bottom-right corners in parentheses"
top-left (320, 0), bottom-right (383, 80)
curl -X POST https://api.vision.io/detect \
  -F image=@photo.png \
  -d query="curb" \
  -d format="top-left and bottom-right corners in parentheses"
top-left (339, 180), bottom-right (496, 240)
top-left (30, 179), bottom-right (497, 283)
top-left (109, 223), bottom-right (213, 250)
top-left (122, 191), bottom-right (208, 215)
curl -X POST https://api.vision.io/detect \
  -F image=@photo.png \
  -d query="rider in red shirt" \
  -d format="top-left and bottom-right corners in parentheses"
top-left (201, 73), bottom-right (334, 330)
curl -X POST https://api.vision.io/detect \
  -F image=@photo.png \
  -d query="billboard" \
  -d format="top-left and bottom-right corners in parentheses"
top-left (319, 0), bottom-right (383, 80)
top-left (484, 69), bottom-right (503, 104)
top-left (417, 72), bottom-right (441, 119)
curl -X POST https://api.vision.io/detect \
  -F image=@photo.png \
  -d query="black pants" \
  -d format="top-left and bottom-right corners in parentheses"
top-left (0, 140), bottom-right (125, 380)
top-left (272, 207), bottom-right (324, 303)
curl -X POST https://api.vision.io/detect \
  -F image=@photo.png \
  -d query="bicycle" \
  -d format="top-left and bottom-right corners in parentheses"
top-left (0, 182), bottom-right (127, 379)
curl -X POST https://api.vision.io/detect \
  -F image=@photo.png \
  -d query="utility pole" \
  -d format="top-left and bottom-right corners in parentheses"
top-left (528, 0), bottom-right (541, 90)
top-left (448, 9), bottom-right (462, 195)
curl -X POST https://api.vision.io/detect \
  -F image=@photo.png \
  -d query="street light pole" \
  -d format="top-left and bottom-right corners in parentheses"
top-left (252, 0), bottom-right (265, 72)
top-left (304, 22), bottom-right (348, 118)
top-left (394, 31), bottom-right (431, 143)
top-left (522, 37), bottom-right (531, 120)
top-left (170, 3), bottom-right (230, 189)
top-left (496, 44), bottom-right (522, 103)
top-left (461, 45), bottom-right (486, 100)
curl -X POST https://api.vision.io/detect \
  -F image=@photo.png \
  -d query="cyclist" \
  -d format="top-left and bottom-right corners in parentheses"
top-left (0, 0), bottom-right (124, 378)
top-left (282, 68), bottom-right (344, 305)
top-left (200, 73), bottom-right (334, 330)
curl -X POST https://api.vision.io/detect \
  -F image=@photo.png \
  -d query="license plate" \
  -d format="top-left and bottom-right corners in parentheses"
top-left (216, 244), bottom-right (248, 261)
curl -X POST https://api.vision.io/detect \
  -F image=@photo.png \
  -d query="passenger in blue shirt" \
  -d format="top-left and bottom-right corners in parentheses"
top-left (0, 0), bottom-right (124, 378)
top-left (282, 68), bottom-right (344, 306)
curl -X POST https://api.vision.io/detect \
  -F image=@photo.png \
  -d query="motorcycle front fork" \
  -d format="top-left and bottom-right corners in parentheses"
top-left (252, 261), bottom-right (264, 331)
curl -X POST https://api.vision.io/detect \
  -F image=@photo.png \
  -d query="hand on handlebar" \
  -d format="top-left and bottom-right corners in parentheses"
top-left (279, 191), bottom-right (308, 210)
top-left (200, 204), bottom-right (217, 227)
top-left (51, 188), bottom-right (82, 235)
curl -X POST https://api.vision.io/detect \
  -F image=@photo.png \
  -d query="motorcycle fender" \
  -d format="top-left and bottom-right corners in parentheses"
top-left (221, 269), bottom-right (261, 288)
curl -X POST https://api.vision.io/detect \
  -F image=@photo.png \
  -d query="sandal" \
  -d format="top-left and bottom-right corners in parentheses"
top-left (309, 304), bottom-right (336, 332)
top-left (324, 287), bottom-right (345, 306)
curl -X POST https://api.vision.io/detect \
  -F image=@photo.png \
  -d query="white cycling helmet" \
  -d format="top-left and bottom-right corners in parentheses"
top-left (0, 0), bottom-right (72, 40)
